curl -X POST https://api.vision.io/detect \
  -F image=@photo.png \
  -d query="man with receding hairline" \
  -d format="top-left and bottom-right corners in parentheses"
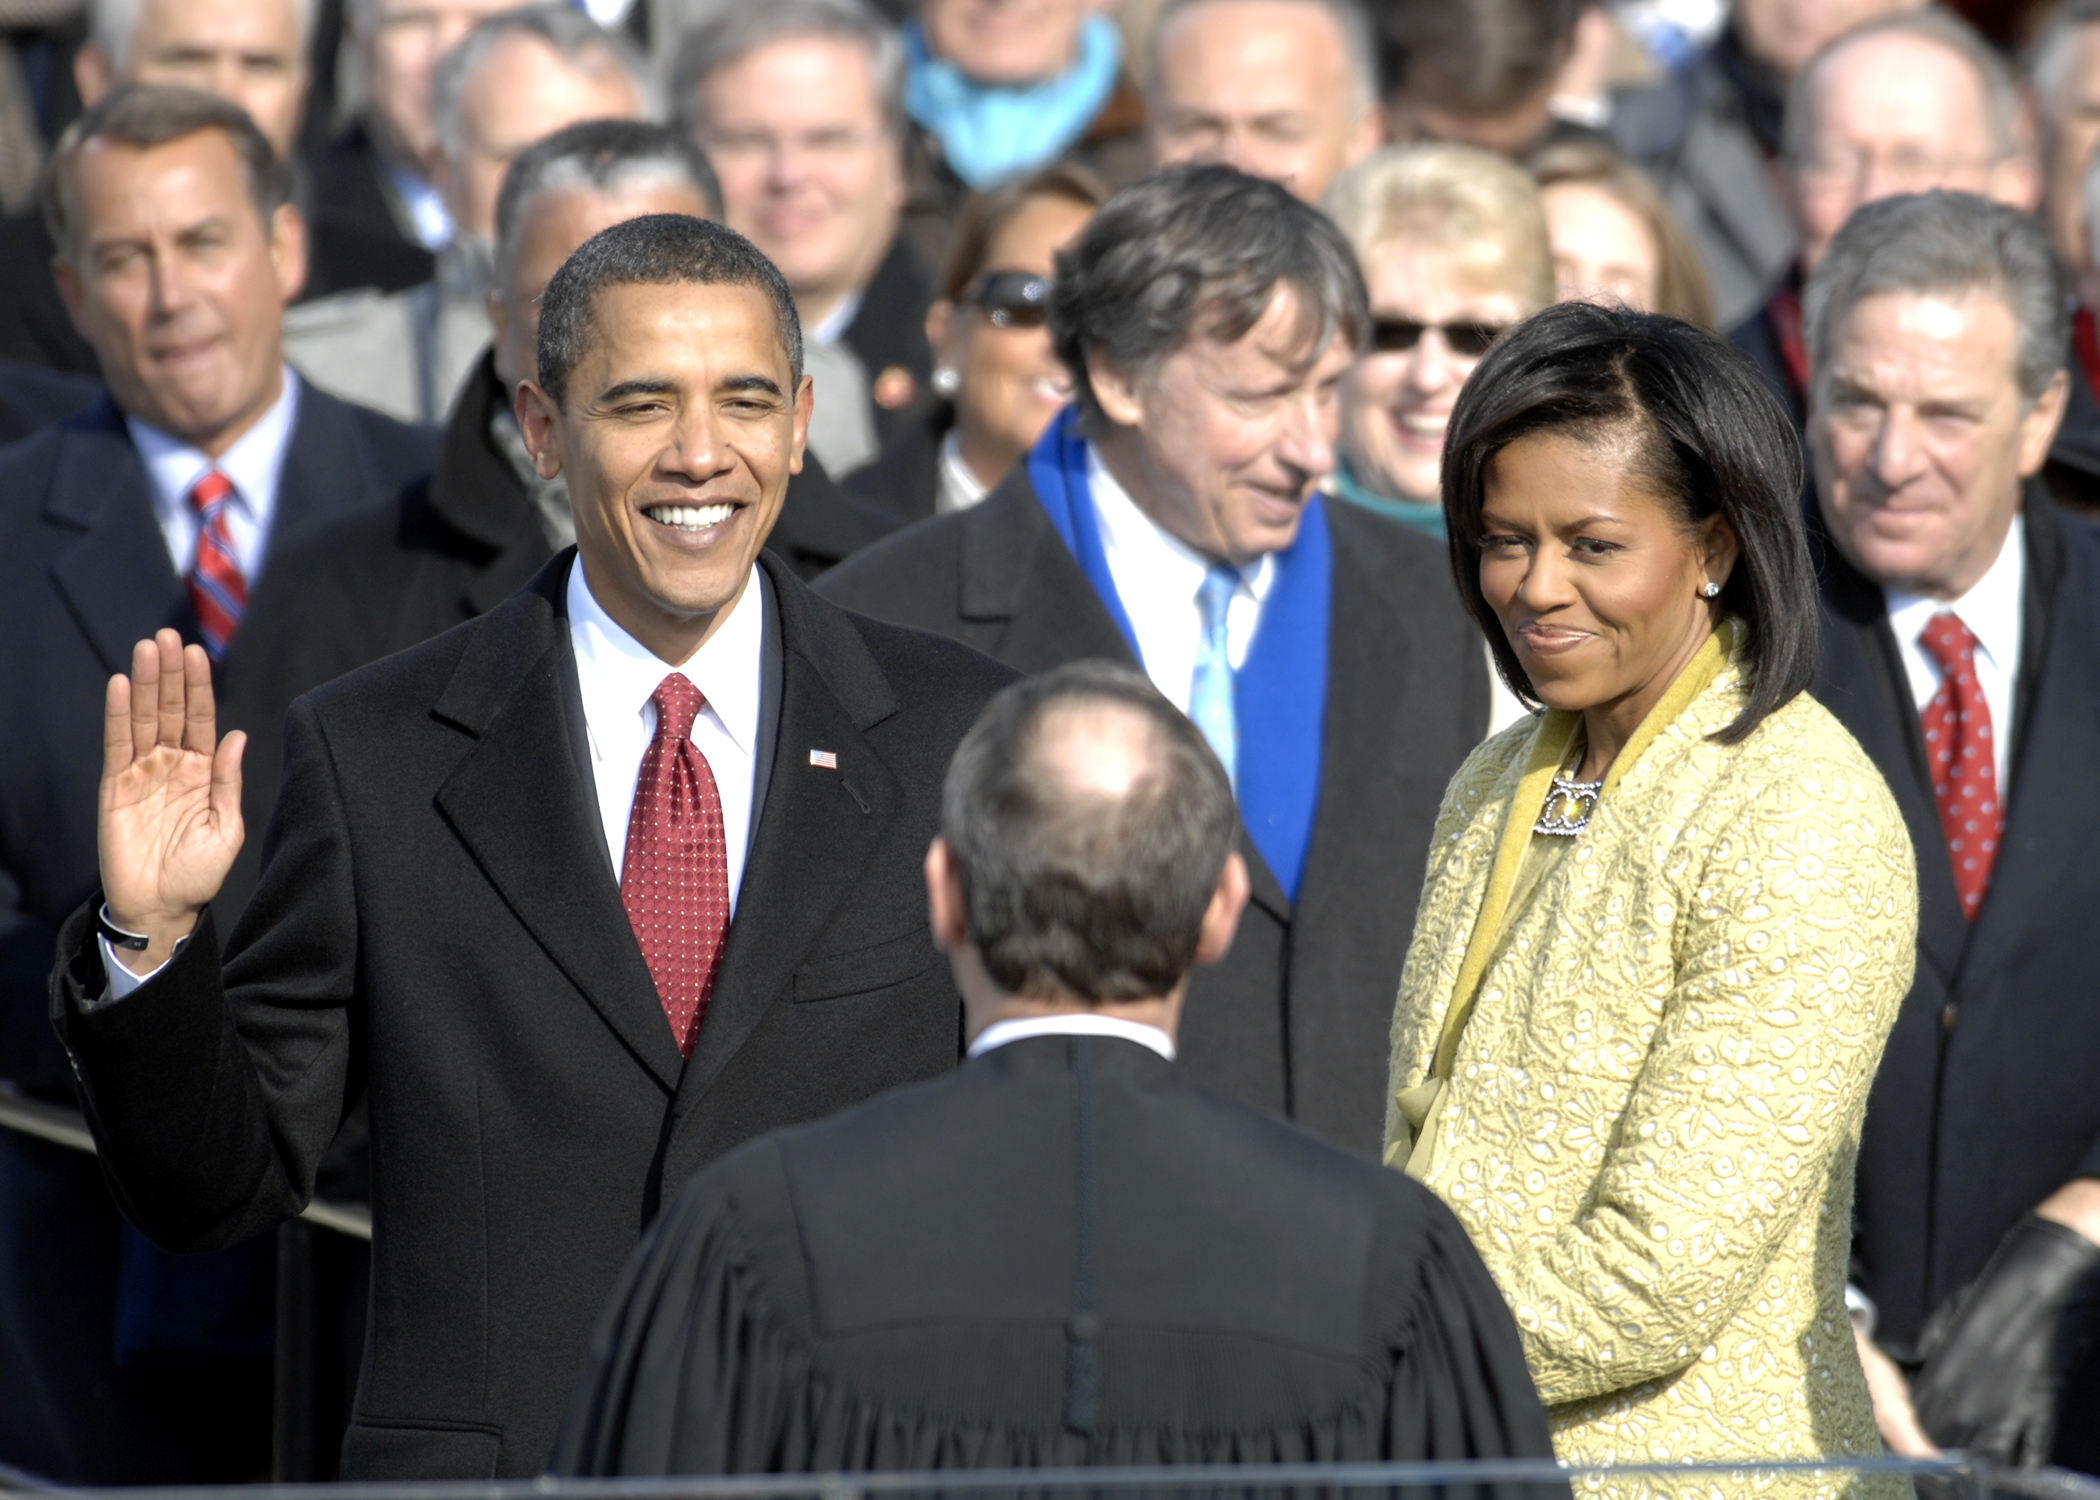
top-left (46, 212), bottom-right (1015, 1479)
top-left (555, 661), bottom-right (1552, 1473)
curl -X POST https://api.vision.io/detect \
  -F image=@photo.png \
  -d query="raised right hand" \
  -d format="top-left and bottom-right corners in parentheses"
top-left (98, 629), bottom-right (246, 974)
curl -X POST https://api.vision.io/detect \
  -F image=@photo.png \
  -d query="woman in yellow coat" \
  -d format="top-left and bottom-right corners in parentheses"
top-left (1387, 303), bottom-right (1918, 1467)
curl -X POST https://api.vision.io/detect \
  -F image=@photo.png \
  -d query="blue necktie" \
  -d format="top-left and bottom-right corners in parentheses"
top-left (1190, 563), bottom-right (1240, 784)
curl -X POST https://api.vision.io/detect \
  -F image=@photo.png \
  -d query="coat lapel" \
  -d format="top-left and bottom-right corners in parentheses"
top-left (674, 556), bottom-right (904, 1110)
top-left (44, 402), bottom-right (188, 674)
top-left (1961, 503), bottom-right (2100, 976)
top-left (270, 383), bottom-right (389, 555)
top-left (432, 560), bottom-right (684, 1091)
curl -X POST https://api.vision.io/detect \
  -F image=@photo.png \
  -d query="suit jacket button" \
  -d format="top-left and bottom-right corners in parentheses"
top-left (1940, 1002), bottom-right (1958, 1031)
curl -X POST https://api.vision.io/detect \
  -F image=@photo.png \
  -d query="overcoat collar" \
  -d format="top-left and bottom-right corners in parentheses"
top-left (430, 550), bottom-right (905, 1100)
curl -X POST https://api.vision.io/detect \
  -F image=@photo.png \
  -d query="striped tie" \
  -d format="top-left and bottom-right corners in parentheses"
top-left (186, 469), bottom-right (246, 658)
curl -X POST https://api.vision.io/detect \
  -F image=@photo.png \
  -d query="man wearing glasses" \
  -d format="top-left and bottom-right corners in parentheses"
top-left (672, 0), bottom-right (931, 485)
top-left (821, 165), bottom-right (1489, 1158)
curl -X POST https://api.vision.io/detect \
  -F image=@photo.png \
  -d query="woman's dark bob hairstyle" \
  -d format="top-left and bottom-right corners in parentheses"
top-left (1441, 301), bottom-right (1817, 744)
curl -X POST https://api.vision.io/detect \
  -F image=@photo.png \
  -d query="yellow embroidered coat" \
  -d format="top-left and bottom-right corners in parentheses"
top-left (1386, 637), bottom-right (1917, 1465)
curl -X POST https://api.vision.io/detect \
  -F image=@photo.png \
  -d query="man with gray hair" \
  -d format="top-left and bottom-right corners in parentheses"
top-left (0, 83), bottom-right (434, 1483)
top-left (0, 0), bottom-right (313, 373)
top-left (1144, 0), bottom-right (1379, 206)
top-left (1729, 7), bottom-right (2038, 431)
top-left (1803, 189), bottom-right (2100, 1470)
top-left (554, 659), bottom-right (1552, 1473)
top-left (285, 3), bottom-right (654, 423)
top-left (821, 164), bottom-right (1489, 1157)
top-left (674, 0), bottom-right (933, 480)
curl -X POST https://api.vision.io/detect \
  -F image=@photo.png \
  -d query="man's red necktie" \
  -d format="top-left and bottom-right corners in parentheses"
top-left (186, 470), bottom-right (246, 658)
top-left (1919, 612), bottom-right (2002, 921)
top-left (619, 673), bottom-right (730, 1057)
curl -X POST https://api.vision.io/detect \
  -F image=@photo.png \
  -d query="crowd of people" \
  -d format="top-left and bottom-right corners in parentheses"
top-left (2, 0), bottom-right (2100, 1487)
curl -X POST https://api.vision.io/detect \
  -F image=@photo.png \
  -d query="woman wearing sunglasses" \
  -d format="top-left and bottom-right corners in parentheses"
top-left (846, 164), bottom-right (1104, 522)
top-left (1325, 144), bottom-right (1554, 541)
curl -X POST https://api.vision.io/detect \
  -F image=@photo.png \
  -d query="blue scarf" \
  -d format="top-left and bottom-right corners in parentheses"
top-left (1330, 453), bottom-right (1446, 538)
top-left (1028, 408), bottom-right (1330, 899)
top-left (904, 17), bottom-right (1122, 190)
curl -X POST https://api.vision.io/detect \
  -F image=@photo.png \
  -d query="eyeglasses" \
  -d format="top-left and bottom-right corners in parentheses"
top-left (1370, 318), bottom-right (1507, 357)
top-left (970, 270), bottom-right (1052, 329)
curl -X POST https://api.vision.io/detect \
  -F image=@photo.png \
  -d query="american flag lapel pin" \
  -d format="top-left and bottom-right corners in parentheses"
top-left (809, 749), bottom-right (838, 769)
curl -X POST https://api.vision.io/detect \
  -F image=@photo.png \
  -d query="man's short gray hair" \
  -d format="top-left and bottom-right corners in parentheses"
top-left (493, 119), bottom-right (722, 289)
top-left (1804, 191), bottom-right (2066, 409)
top-left (671, 0), bottom-right (905, 140)
top-left (432, 5), bottom-right (658, 165)
top-left (942, 661), bottom-right (1239, 1004)
top-left (1783, 8), bottom-right (2021, 167)
top-left (1146, 0), bottom-right (1377, 112)
top-left (1049, 162), bottom-right (1368, 423)
top-left (90, 0), bottom-right (315, 76)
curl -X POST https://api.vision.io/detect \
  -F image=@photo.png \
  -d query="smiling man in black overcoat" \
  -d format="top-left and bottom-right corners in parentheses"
top-left (46, 213), bottom-right (1015, 1480)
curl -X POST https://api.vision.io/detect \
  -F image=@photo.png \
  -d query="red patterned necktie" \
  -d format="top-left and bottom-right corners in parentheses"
top-left (1919, 612), bottom-right (2002, 921)
top-left (619, 673), bottom-right (730, 1057)
top-left (186, 469), bottom-right (247, 658)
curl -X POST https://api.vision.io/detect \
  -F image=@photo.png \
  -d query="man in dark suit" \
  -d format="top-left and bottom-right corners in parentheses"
top-left (50, 210), bottom-right (1015, 1480)
top-left (555, 660), bottom-right (1554, 1473)
top-left (1800, 191), bottom-right (2100, 1470)
top-left (0, 85), bottom-right (434, 1484)
top-left (257, 120), bottom-right (903, 730)
top-left (820, 164), bottom-right (1488, 1157)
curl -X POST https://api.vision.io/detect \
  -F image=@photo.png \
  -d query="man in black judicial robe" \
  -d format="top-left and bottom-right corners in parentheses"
top-left (48, 214), bottom-right (1017, 1480)
top-left (555, 661), bottom-right (1554, 1474)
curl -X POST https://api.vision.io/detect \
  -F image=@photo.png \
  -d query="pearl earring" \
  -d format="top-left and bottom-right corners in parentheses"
top-left (1701, 582), bottom-right (1721, 598)
top-left (931, 366), bottom-right (960, 398)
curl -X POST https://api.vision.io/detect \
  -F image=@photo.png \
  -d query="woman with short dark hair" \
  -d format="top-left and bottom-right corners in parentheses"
top-left (1386, 301), bottom-right (1919, 1466)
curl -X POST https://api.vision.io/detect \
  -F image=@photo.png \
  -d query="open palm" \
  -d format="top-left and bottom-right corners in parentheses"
top-left (99, 630), bottom-right (245, 961)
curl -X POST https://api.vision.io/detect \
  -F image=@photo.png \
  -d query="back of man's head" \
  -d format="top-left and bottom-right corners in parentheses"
top-left (941, 662), bottom-right (1239, 1003)
top-left (1379, 0), bottom-right (1577, 154)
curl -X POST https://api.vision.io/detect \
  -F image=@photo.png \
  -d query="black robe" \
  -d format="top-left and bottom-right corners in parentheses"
top-left (554, 1036), bottom-right (1554, 1473)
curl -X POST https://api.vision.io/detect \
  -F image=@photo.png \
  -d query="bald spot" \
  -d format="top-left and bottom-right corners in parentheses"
top-left (1025, 699), bottom-right (1169, 807)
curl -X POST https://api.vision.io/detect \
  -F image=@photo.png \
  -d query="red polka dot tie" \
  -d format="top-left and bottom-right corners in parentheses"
top-left (1919, 612), bottom-right (2001, 921)
top-left (186, 470), bottom-right (246, 659)
top-left (619, 674), bottom-right (729, 1057)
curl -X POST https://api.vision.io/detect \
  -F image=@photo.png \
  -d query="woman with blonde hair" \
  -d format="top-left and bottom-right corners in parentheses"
top-left (1531, 136), bottom-right (1715, 327)
top-left (1325, 142), bottom-right (1553, 539)
top-left (1388, 301), bottom-right (1916, 1470)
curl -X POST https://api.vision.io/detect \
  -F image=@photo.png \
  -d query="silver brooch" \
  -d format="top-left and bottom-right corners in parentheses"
top-left (1533, 773), bottom-right (1604, 836)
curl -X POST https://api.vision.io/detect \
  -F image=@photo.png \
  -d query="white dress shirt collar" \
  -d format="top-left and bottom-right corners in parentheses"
top-left (936, 428), bottom-right (990, 515)
top-left (967, 1013), bottom-right (1177, 1061)
top-left (1086, 442), bottom-right (1274, 715)
top-left (567, 557), bottom-right (767, 908)
top-left (128, 366), bottom-right (302, 582)
top-left (808, 289), bottom-right (863, 347)
top-left (1884, 518), bottom-right (2025, 789)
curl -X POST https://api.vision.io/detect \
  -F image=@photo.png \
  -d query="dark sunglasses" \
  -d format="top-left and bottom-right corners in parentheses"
top-left (971, 270), bottom-right (1052, 329)
top-left (1370, 317), bottom-right (1507, 357)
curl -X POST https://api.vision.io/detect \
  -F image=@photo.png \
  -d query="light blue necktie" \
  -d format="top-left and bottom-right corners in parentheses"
top-left (1190, 563), bottom-right (1240, 785)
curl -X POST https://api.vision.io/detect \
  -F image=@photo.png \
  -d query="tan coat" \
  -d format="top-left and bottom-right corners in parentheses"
top-left (1387, 633), bottom-right (1917, 1465)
